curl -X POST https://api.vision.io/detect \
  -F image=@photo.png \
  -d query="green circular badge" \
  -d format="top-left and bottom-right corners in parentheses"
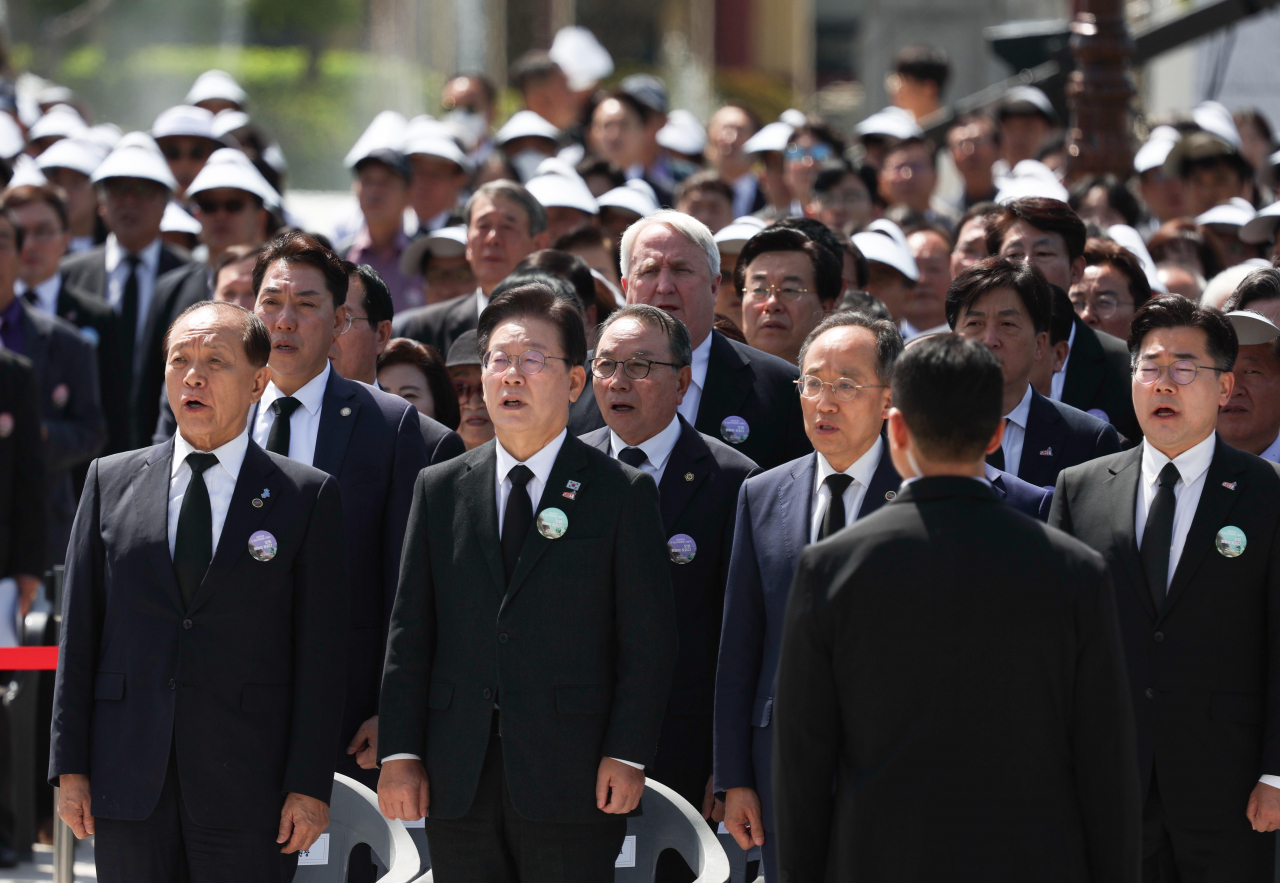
top-left (536, 507), bottom-right (569, 540)
top-left (1215, 525), bottom-right (1247, 558)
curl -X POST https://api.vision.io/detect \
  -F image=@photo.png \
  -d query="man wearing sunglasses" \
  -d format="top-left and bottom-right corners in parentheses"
top-left (1051, 294), bottom-right (1280, 881)
top-left (150, 105), bottom-right (224, 199)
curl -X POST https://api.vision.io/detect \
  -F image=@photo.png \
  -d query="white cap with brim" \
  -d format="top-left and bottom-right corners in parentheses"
top-left (0, 114), bottom-right (24, 159)
top-left (186, 147), bottom-right (281, 208)
top-left (345, 111), bottom-right (408, 168)
top-left (496, 111), bottom-right (561, 146)
top-left (1195, 196), bottom-right (1255, 228)
top-left (867, 218), bottom-right (910, 250)
top-left (779, 109), bottom-right (807, 128)
top-left (161, 201), bottom-right (202, 235)
top-left (1226, 309), bottom-right (1280, 345)
top-left (1134, 126), bottom-right (1181, 174)
top-left (212, 110), bottom-right (251, 140)
top-left (994, 159), bottom-right (1069, 204)
top-left (714, 216), bottom-right (769, 252)
top-left (86, 124), bottom-right (122, 151)
top-left (597, 179), bottom-right (660, 217)
top-left (398, 226), bottom-right (468, 278)
top-left (36, 137), bottom-right (106, 176)
top-left (526, 171), bottom-right (599, 215)
top-left (1193, 101), bottom-right (1242, 150)
top-left (8, 155), bottom-right (47, 188)
top-left (404, 134), bottom-right (474, 174)
top-left (999, 85), bottom-right (1058, 124)
top-left (1241, 200), bottom-right (1280, 245)
top-left (1108, 224), bottom-right (1168, 293)
top-left (91, 132), bottom-right (178, 191)
top-left (852, 230), bottom-right (919, 282)
top-left (36, 85), bottom-right (75, 107)
top-left (549, 26), bottom-right (614, 91)
top-left (855, 106), bottom-right (923, 140)
top-left (743, 121), bottom-right (793, 155)
top-left (27, 105), bottom-right (86, 142)
top-left (152, 105), bottom-right (219, 142)
top-left (657, 110), bottom-right (707, 156)
top-left (186, 70), bottom-right (247, 107)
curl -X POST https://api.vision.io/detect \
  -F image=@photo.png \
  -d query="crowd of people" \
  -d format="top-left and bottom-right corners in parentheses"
top-left (0, 24), bottom-right (1260, 883)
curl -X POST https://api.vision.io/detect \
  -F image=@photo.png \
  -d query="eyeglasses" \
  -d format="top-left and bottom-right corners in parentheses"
top-left (104, 179), bottom-right (166, 199)
top-left (195, 197), bottom-right (249, 215)
top-left (482, 350), bottom-right (571, 375)
top-left (784, 143), bottom-right (833, 163)
top-left (883, 161), bottom-right (929, 178)
top-left (1133, 359), bottom-right (1219, 385)
top-left (591, 356), bottom-right (682, 380)
top-left (1070, 294), bottom-right (1128, 320)
top-left (743, 284), bottom-right (811, 303)
top-left (795, 375), bottom-right (887, 401)
top-left (339, 315), bottom-right (372, 335)
top-left (161, 143), bottom-right (214, 162)
top-left (453, 380), bottom-right (478, 400)
top-left (816, 191), bottom-right (870, 209)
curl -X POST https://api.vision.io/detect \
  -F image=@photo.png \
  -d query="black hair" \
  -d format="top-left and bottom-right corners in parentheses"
top-left (345, 262), bottom-right (394, 326)
top-left (509, 51), bottom-right (563, 92)
top-left (597, 303), bottom-right (693, 368)
top-left (377, 337), bottom-right (461, 431)
top-left (894, 44), bottom-right (950, 94)
top-left (1068, 174), bottom-right (1143, 228)
top-left (1047, 285), bottom-right (1075, 346)
top-left (477, 282), bottom-right (588, 367)
top-left (892, 334), bottom-right (1005, 462)
top-left (253, 231), bottom-right (349, 306)
top-left (945, 256), bottom-right (1052, 335)
top-left (987, 197), bottom-right (1087, 263)
top-left (735, 226), bottom-right (844, 304)
top-left (515, 249), bottom-right (597, 310)
top-left (771, 216), bottom-right (867, 289)
top-left (798, 310), bottom-right (904, 382)
top-left (1225, 267), bottom-right (1280, 312)
top-left (1082, 238), bottom-right (1153, 311)
top-left (165, 300), bottom-right (272, 368)
top-left (1128, 294), bottom-right (1238, 372)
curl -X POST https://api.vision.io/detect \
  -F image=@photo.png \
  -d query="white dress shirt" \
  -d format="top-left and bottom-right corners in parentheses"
top-left (1000, 385), bottom-right (1034, 479)
top-left (608, 415), bottom-right (682, 485)
top-left (15, 275), bottom-right (60, 317)
top-left (731, 173), bottom-right (758, 219)
top-left (676, 334), bottom-right (713, 426)
top-left (809, 437), bottom-right (883, 544)
top-left (1050, 322), bottom-right (1076, 402)
top-left (67, 235), bottom-right (94, 255)
top-left (474, 287), bottom-right (489, 319)
top-left (1260, 432), bottom-right (1280, 464)
top-left (168, 427), bottom-right (249, 558)
top-left (1134, 434), bottom-right (1216, 590)
top-left (105, 235), bottom-right (163, 363)
top-left (251, 362), bottom-right (331, 466)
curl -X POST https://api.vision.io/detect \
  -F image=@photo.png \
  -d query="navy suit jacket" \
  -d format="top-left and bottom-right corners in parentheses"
top-left (1015, 388), bottom-right (1122, 489)
top-left (49, 440), bottom-right (349, 828)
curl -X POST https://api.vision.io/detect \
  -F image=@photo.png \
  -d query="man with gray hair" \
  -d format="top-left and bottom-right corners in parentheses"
top-left (393, 180), bottom-right (549, 356)
top-left (579, 305), bottom-right (758, 861)
top-left (570, 209), bottom-right (810, 471)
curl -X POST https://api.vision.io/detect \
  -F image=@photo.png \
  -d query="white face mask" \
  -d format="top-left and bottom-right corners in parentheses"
top-left (445, 109), bottom-right (487, 149)
top-left (510, 149), bottom-right (547, 182)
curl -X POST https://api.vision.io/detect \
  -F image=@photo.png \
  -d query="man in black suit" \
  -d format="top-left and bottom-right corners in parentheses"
top-left (51, 300), bottom-right (348, 882)
top-left (59, 135), bottom-right (190, 453)
top-left (1051, 294), bottom-right (1280, 881)
top-left (247, 233), bottom-right (432, 796)
top-left (570, 209), bottom-right (811, 471)
top-left (989, 195), bottom-right (1141, 442)
top-left (580, 304), bottom-right (758, 821)
top-left (949, 256), bottom-right (1121, 488)
top-left (392, 180), bottom-right (548, 352)
top-left (377, 283), bottom-right (678, 883)
top-left (774, 334), bottom-right (1141, 882)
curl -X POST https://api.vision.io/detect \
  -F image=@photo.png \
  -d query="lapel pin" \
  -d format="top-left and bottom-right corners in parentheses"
top-left (685, 472), bottom-right (694, 482)
top-left (248, 530), bottom-right (278, 562)
top-left (251, 498), bottom-right (263, 508)
top-left (51, 384), bottom-right (69, 408)
top-left (885, 490), bottom-right (896, 501)
top-left (262, 488), bottom-right (270, 498)
top-left (566, 480), bottom-right (581, 491)
top-left (668, 534), bottom-right (697, 564)
top-left (1222, 482), bottom-right (1237, 490)
top-left (536, 507), bottom-right (568, 539)
top-left (720, 416), bottom-right (750, 445)
top-left (1215, 526), bottom-right (1246, 558)
top-left (340, 407), bottom-right (352, 417)
top-left (1039, 447), bottom-right (1054, 456)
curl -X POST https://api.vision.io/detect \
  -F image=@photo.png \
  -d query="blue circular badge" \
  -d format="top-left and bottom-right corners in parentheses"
top-left (1216, 525), bottom-right (1246, 558)
top-left (248, 530), bottom-right (278, 562)
top-left (668, 534), bottom-right (697, 564)
top-left (720, 416), bottom-right (749, 445)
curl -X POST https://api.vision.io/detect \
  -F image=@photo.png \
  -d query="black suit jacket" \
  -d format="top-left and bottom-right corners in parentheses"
top-left (60, 242), bottom-right (190, 451)
top-left (379, 434), bottom-right (678, 823)
top-left (1050, 439), bottom-right (1280, 829)
top-left (49, 440), bottom-right (349, 827)
top-left (774, 477), bottom-right (1141, 882)
top-left (1061, 316), bottom-right (1141, 443)
top-left (391, 291), bottom-right (476, 357)
top-left (19, 302), bottom-right (106, 563)
top-left (417, 411), bottom-right (465, 464)
top-left (1015, 388), bottom-right (1122, 488)
top-left (570, 331), bottom-right (812, 472)
top-left (0, 350), bottom-right (46, 578)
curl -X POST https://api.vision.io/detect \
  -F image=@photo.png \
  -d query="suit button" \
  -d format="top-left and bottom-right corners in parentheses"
top-left (1145, 688), bottom-right (1154, 699)
top-left (498, 633), bottom-right (508, 644)
top-left (483, 688), bottom-right (492, 700)
top-left (168, 679), bottom-right (176, 690)
top-left (182, 619), bottom-right (193, 630)
top-left (1154, 631), bottom-right (1164, 642)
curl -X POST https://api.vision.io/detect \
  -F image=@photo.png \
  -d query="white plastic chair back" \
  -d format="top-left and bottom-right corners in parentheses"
top-left (614, 778), bottom-right (730, 882)
top-left (294, 773), bottom-right (419, 883)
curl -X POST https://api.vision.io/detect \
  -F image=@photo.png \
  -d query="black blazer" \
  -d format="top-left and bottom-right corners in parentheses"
top-left (0, 350), bottom-right (46, 578)
top-left (379, 434), bottom-right (678, 824)
top-left (1061, 316), bottom-right (1141, 443)
top-left (19, 303), bottom-right (106, 563)
top-left (1050, 439), bottom-right (1280, 829)
top-left (569, 330), bottom-right (812, 472)
top-left (1015, 388), bottom-right (1122, 488)
top-left (391, 291), bottom-right (477, 358)
top-left (49, 441), bottom-right (349, 828)
top-left (774, 477), bottom-right (1141, 882)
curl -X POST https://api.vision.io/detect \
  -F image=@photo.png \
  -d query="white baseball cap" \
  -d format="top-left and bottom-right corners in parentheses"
top-left (597, 179), bottom-right (660, 218)
top-left (1225, 309), bottom-right (1280, 345)
top-left (186, 147), bottom-right (281, 208)
top-left (344, 110), bottom-right (408, 168)
top-left (657, 110), bottom-right (707, 156)
top-left (1240, 200), bottom-right (1280, 245)
top-left (714, 216), bottom-right (769, 253)
top-left (1195, 196), bottom-right (1255, 228)
top-left (0, 113), bottom-right (25, 159)
top-left (211, 109), bottom-right (252, 140)
top-left (743, 121), bottom-right (793, 155)
top-left (998, 86), bottom-right (1058, 124)
top-left (186, 70), bottom-right (247, 107)
top-left (152, 105), bottom-right (220, 142)
top-left (994, 159), bottom-right (1069, 204)
top-left (404, 134), bottom-right (474, 174)
top-left (1134, 126), bottom-right (1181, 174)
top-left (496, 110), bottom-right (561, 146)
top-left (852, 229), bottom-right (919, 281)
top-left (1192, 101), bottom-right (1242, 151)
top-left (548, 26), bottom-right (614, 91)
top-left (1107, 224), bottom-right (1168, 294)
top-left (855, 106), bottom-right (923, 140)
top-left (526, 170), bottom-right (598, 215)
top-left (27, 105), bottom-right (86, 143)
top-left (161, 200), bottom-right (202, 235)
top-left (399, 226), bottom-right (469, 277)
top-left (8, 154), bottom-right (47, 188)
top-left (35, 137), bottom-right (106, 177)
top-left (91, 132), bottom-right (177, 190)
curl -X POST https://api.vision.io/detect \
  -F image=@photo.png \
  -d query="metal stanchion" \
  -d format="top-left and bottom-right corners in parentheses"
top-left (51, 785), bottom-right (74, 883)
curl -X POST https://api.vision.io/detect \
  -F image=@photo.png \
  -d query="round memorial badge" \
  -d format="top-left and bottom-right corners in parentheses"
top-left (248, 530), bottom-right (278, 562)
top-left (668, 534), bottom-right (697, 564)
top-left (1215, 526), bottom-right (1246, 558)
top-left (536, 508), bottom-right (569, 539)
top-left (720, 416), bottom-right (749, 445)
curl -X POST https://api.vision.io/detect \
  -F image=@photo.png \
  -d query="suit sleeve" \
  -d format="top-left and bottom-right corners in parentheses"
top-left (771, 548), bottom-right (840, 883)
top-left (781, 384), bottom-right (812, 463)
top-left (1036, 487), bottom-right (1054, 523)
top-left (1048, 469), bottom-right (1073, 534)
top-left (1263, 480), bottom-right (1280, 778)
top-left (48, 458), bottom-right (103, 784)
top-left (42, 332), bottom-right (106, 474)
top-left (379, 471), bottom-right (436, 758)
top-left (714, 480), bottom-right (767, 792)
top-left (283, 475), bottom-right (350, 803)
top-left (1069, 550), bottom-right (1142, 883)
top-left (602, 470), bottom-right (678, 765)
top-left (381, 403), bottom-right (431, 646)
top-left (430, 428), bottom-right (465, 465)
top-left (1093, 421), bottom-right (1123, 459)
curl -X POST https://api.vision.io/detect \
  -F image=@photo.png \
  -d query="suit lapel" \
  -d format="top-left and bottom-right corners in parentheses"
top-left (459, 445), bottom-right (507, 597)
top-left (1104, 447), bottom-right (1156, 620)
top-left (1060, 316), bottom-right (1105, 408)
top-left (693, 332), bottom-right (754, 439)
top-left (1161, 439), bottom-right (1247, 621)
top-left (857, 443), bottom-right (901, 518)
top-left (140, 442), bottom-right (188, 614)
top-left (778, 454), bottom-right (817, 559)
top-left (312, 372), bottom-right (359, 474)
top-left (19, 308), bottom-right (49, 385)
top-left (1019, 391), bottom-right (1062, 481)
top-left (189, 443), bottom-right (278, 613)
top-left (657, 420), bottom-right (710, 532)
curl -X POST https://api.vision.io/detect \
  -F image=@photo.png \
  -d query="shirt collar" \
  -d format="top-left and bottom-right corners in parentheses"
top-left (1005, 384), bottom-right (1034, 428)
top-left (475, 287), bottom-right (488, 319)
top-left (15, 274), bottom-right (59, 303)
top-left (105, 234), bottom-right (162, 274)
top-left (689, 333), bottom-right (713, 387)
top-left (815, 435), bottom-right (883, 491)
top-left (609, 414), bottom-right (682, 472)
top-left (1261, 431), bottom-right (1280, 464)
top-left (495, 428), bottom-right (568, 487)
top-left (350, 225), bottom-right (411, 255)
top-left (172, 424), bottom-right (250, 481)
top-left (1141, 432), bottom-right (1217, 489)
top-left (260, 361), bottom-right (330, 417)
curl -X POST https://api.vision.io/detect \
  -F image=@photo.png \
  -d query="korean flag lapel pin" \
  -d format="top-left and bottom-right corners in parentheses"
top-left (562, 479), bottom-right (581, 501)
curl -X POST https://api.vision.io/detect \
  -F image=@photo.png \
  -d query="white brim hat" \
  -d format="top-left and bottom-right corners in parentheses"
top-left (852, 230), bottom-right (919, 281)
top-left (345, 110), bottom-right (408, 168)
top-left (1226, 309), bottom-right (1280, 345)
top-left (597, 180), bottom-right (660, 217)
top-left (1107, 224), bottom-right (1168, 293)
top-left (855, 106), bottom-right (923, 140)
top-left (1134, 126), bottom-right (1181, 174)
top-left (714, 216), bottom-right (769, 253)
top-left (549, 26), bottom-right (614, 92)
top-left (526, 170), bottom-right (599, 215)
top-left (27, 105), bottom-right (86, 142)
top-left (0, 113), bottom-right (25, 159)
top-left (152, 105), bottom-right (219, 142)
top-left (999, 85), bottom-right (1058, 124)
top-left (495, 111), bottom-right (561, 146)
top-left (994, 160), bottom-right (1069, 204)
top-left (161, 200), bottom-right (202, 235)
top-left (404, 133), bottom-right (474, 174)
top-left (867, 218), bottom-right (910, 250)
top-left (743, 121), bottom-right (793, 155)
top-left (186, 147), bottom-right (281, 208)
top-left (657, 109), bottom-right (707, 156)
top-left (35, 137), bottom-right (106, 177)
top-left (399, 225), bottom-right (469, 277)
top-left (1193, 101), bottom-right (1242, 151)
top-left (186, 70), bottom-right (247, 107)
top-left (1242, 200), bottom-right (1280, 245)
top-left (212, 110), bottom-right (252, 140)
top-left (91, 132), bottom-right (177, 191)
top-left (8, 154), bottom-right (47, 188)
top-left (85, 123), bottom-right (122, 151)
top-left (1195, 196), bottom-right (1255, 228)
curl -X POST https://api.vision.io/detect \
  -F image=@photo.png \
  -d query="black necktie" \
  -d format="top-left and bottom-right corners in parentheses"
top-left (266, 396), bottom-right (302, 456)
top-left (1141, 462), bottom-right (1181, 612)
top-left (173, 452), bottom-right (219, 608)
top-left (819, 474), bottom-right (856, 540)
top-left (618, 446), bottom-right (648, 469)
top-left (119, 255), bottom-right (140, 380)
top-left (986, 419), bottom-right (1008, 471)
top-left (21, 290), bottom-right (37, 307)
top-left (501, 465), bottom-right (535, 583)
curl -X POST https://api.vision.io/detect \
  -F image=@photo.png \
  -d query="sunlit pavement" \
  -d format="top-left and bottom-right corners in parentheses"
top-left (0, 842), bottom-right (96, 882)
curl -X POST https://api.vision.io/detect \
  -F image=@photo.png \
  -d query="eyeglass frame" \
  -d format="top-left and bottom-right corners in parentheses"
top-left (794, 374), bottom-right (889, 402)
top-left (1131, 359), bottom-right (1221, 386)
top-left (591, 356), bottom-right (684, 380)
top-left (742, 283), bottom-right (813, 304)
top-left (482, 349), bottom-right (572, 375)
top-left (1070, 293), bottom-right (1131, 321)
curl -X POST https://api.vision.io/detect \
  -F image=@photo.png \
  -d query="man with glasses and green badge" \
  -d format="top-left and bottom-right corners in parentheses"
top-left (1051, 294), bottom-right (1280, 881)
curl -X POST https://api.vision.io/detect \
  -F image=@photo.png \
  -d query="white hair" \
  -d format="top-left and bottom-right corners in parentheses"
top-left (619, 209), bottom-right (721, 281)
